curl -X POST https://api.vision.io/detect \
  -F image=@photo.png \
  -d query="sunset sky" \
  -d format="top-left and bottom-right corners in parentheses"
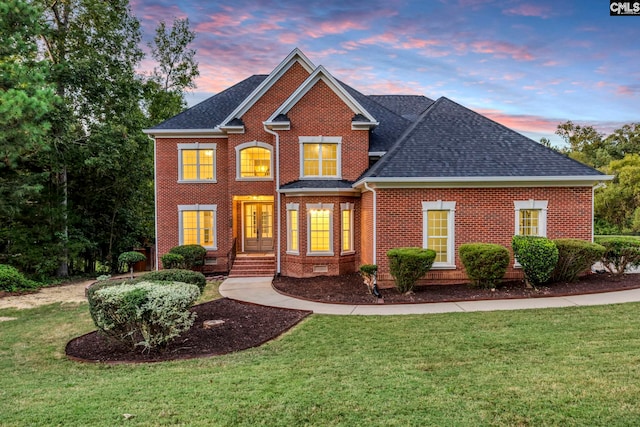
top-left (131, 0), bottom-right (639, 145)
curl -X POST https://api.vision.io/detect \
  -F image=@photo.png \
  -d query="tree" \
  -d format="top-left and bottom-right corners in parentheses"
top-left (595, 154), bottom-right (640, 233)
top-left (555, 121), bottom-right (612, 168)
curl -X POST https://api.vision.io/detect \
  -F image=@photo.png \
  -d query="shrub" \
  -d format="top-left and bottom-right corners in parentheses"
top-left (459, 243), bottom-right (509, 288)
top-left (551, 239), bottom-right (606, 282)
top-left (0, 264), bottom-right (39, 292)
top-left (359, 264), bottom-right (378, 293)
top-left (169, 245), bottom-right (206, 269)
top-left (118, 251), bottom-right (147, 279)
top-left (138, 269), bottom-right (207, 294)
top-left (594, 236), bottom-right (640, 275)
top-left (387, 248), bottom-right (436, 293)
top-left (88, 281), bottom-right (199, 352)
top-left (161, 253), bottom-right (185, 270)
top-left (512, 236), bottom-right (559, 287)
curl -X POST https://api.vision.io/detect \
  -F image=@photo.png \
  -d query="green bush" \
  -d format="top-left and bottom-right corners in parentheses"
top-left (0, 264), bottom-right (39, 292)
top-left (459, 243), bottom-right (509, 288)
top-left (88, 281), bottom-right (199, 352)
top-left (551, 239), bottom-right (606, 282)
top-left (512, 236), bottom-right (559, 287)
top-left (161, 253), bottom-right (185, 270)
top-left (138, 269), bottom-right (207, 294)
top-left (594, 236), bottom-right (640, 275)
top-left (169, 245), bottom-right (206, 269)
top-left (118, 251), bottom-right (147, 278)
top-left (387, 248), bottom-right (436, 293)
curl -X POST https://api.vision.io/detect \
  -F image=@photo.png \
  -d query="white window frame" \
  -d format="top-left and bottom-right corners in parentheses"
top-left (235, 141), bottom-right (274, 181)
top-left (514, 200), bottom-right (548, 237)
top-left (286, 203), bottom-right (300, 255)
top-left (340, 202), bottom-right (355, 255)
top-left (306, 203), bottom-right (334, 256)
top-left (178, 204), bottom-right (217, 250)
top-left (177, 143), bottom-right (217, 183)
top-left (299, 136), bottom-right (342, 179)
top-left (422, 201), bottom-right (456, 269)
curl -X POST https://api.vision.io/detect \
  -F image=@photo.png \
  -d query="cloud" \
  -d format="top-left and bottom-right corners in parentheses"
top-left (470, 40), bottom-right (535, 61)
top-left (503, 4), bottom-right (551, 18)
top-left (474, 108), bottom-right (560, 134)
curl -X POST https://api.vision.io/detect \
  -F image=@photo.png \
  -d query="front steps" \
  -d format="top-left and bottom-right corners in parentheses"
top-left (228, 254), bottom-right (275, 278)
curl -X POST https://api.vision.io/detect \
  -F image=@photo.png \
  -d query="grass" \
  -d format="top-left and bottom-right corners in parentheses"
top-left (2, 290), bottom-right (640, 426)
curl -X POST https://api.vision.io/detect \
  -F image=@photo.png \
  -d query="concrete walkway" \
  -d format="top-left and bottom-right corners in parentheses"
top-left (219, 277), bottom-right (640, 315)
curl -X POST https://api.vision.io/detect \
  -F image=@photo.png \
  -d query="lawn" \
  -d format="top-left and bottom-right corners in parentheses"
top-left (2, 296), bottom-right (640, 426)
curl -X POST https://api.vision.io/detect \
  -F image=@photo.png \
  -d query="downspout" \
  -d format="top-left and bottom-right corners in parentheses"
top-left (363, 182), bottom-right (377, 265)
top-left (147, 134), bottom-right (159, 271)
top-left (263, 124), bottom-right (281, 275)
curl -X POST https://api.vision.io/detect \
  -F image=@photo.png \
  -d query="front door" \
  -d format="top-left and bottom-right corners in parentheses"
top-left (243, 203), bottom-right (274, 252)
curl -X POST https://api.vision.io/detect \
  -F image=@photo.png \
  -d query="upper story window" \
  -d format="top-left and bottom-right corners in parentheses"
top-left (178, 143), bottom-right (216, 182)
top-left (235, 141), bottom-right (273, 180)
top-left (514, 200), bottom-right (548, 237)
top-left (299, 136), bottom-right (341, 179)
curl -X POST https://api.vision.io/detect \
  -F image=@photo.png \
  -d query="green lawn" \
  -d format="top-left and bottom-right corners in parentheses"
top-left (2, 297), bottom-right (640, 426)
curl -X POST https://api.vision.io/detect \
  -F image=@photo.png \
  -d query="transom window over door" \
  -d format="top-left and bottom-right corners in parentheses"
top-left (235, 141), bottom-right (273, 180)
top-left (299, 136), bottom-right (341, 178)
top-left (422, 201), bottom-right (456, 268)
top-left (178, 143), bottom-right (216, 182)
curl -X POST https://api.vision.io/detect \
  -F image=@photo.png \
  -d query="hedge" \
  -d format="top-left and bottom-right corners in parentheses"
top-left (387, 248), bottom-right (436, 293)
top-left (551, 239), bottom-right (606, 282)
top-left (459, 243), bottom-right (509, 288)
top-left (512, 236), bottom-right (559, 287)
top-left (161, 253), bottom-right (185, 270)
top-left (137, 269), bottom-right (207, 294)
top-left (0, 264), bottom-right (39, 292)
top-left (594, 236), bottom-right (640, 275)
top-left (168, 245), bottom-right (206, 269)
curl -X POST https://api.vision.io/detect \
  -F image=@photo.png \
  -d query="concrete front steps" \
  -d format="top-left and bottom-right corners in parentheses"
top-left (228, 254), bottom-right (275, 278)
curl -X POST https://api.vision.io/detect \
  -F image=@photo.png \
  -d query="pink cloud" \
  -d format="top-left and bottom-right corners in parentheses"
top-left (470, 40), bottom-right (534, 61)
top-left (503, 4), bottom-right (551, 18)
top-left (475, 109), bottom-right (559, 134)
top-left (616, 85), bottom-right (640, 96)
top-left (305, 20), bottom-right (368, 38)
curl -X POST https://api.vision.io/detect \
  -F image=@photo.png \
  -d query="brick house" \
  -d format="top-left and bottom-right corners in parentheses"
top-left (144, 48), bottom-right (611, 285)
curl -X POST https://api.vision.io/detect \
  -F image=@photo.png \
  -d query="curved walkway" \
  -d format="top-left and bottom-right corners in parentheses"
top-left (219, 277), bottom-right (640, 315)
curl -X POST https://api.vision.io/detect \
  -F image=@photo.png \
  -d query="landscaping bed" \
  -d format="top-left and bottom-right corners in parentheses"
top-left (272, 272), bottom-right (640, 304)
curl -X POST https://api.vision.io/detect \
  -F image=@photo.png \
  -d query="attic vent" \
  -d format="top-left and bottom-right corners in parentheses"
top-left (205, 258), bottom-right (217, 266)
top-left (312, 265), bottom-right (329, 273)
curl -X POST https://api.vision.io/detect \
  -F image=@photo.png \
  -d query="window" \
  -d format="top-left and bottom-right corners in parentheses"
top-left (307, 203), bottom-right (334, 255)
top-left (341, 203), bottom-right (354, 254)
top-left (178, 143), bottom-right (216, 182)
top-left (286, 203), bottom-right (299, 254)
top-left (514, 200), bottom-right (548, 237)
top-left (422, 201), bottom-right (456, 268)
top-left (178, 204), bottom-right (217, 249)
top-left (299, 136), bottom-right (341, 178)
top-left (235, 141), bottom-right (273, 180)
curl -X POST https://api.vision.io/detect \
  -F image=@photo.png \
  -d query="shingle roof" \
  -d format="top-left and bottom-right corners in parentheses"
top-left (363, 97), bottom-right (605, 179)
top-left (151, 75), bottom-right (267, 130)
top-left (280, 179), bottom-right (355, 190)
top-left (368, 95), bottom-right (434, 122)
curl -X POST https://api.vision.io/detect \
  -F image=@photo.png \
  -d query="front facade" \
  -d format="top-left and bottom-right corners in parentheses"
top-left (145, 48), bottom-right (611, 285)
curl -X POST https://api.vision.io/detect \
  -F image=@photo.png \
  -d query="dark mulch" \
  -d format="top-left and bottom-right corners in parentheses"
top-left (65, 298), bottom-right (311, 364)
top-left (273, 272), bottom-right (640, 304)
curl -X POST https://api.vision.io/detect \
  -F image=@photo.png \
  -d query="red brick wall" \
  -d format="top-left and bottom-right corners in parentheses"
top-left (360, 190), bottom-right (374, 266)
top-left (372, 186), bottom-right (593, 285)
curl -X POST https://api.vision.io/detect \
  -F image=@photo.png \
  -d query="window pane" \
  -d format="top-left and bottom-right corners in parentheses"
top-left (182, 150), bottom-right (198, 180)
top-left (200, 211), bottom-right (214, 246)
top-left (428, 237), bottom-right (448, 263)
top-left (182, 211), bottom-right (198, 245)
top-left (241, 147), bottom-right (271, 177)
top-left (199, 150), bottom-right (214, 180)
top-left (289, 210), bottom-right (299, 252)
top-left (427, 211), bottom-right (448, 262)
top-left (342, 210), bottom-right (351, 252)
top-left (310, 209), bottom-right (330, 252)
top-left (303, 144), bottom-right (320, 176)
top-left (519, 210), bottom-right (539, 236)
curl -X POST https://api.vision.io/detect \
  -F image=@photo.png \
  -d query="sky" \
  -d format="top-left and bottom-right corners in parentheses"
top-left (130, 0), bottom-right (640, 146)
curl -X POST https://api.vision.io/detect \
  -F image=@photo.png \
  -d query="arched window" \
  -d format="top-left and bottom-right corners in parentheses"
top-left (236, 142), bottom-right (273, 180)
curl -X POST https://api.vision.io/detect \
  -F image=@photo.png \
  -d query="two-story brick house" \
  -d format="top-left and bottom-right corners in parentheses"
top-left (144, 48), bottom-right (611, 285)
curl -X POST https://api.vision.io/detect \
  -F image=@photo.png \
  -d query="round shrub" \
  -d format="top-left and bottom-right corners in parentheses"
top-left (88, 281), bottom-right (200, 352)
top-left (139, 269), bottom-right (207, 294)
top-left (512, 236), bottom-right (559, 287)
top-left (387, 248), bottom-right (436, 293)
top-left (551, 239), bottom-right (606, 282)
top-left (118, 251), bottom-right (147, 278)
top-left (161, 253), bottom-right (185, 270)
top-left (594, 236), bottom-right (640, 275)
top-left (459, 243), bottom-right (509, 288)
top-left (0, 264), bottom-right (39, 292)
top-left (168, 245), bottom-right (206, 269)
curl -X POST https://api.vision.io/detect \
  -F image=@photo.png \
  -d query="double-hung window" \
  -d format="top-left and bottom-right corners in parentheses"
top-left (514, 200), bottom-right (548, 237)
top-left (299, 136), bottom-right (341, 178)
top-left (307, 203), bottom-right (334, 256)
top-left (178, 204), bottom-right (217, 250)
top-left (178, 143), bottom-right (216, 182)
top-left (422, 201), bottom-right (456, 268)
top-left (341, 203), bottom-right (354, 254)
top-left (286, 203), bottom-right (300, 255)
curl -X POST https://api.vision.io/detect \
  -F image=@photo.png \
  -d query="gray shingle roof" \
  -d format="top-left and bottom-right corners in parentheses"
top-left (363, 97), bottom-right (605, 179)
top-left (368, 95), bottom-right (434, 122)
top-left (151, 75), bottom-right (267, 130)
top-left (280, 179), bottom-right (355, 190)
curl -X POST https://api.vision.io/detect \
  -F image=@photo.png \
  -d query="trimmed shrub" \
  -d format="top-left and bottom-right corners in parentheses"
top-left (551, 239), bottom-right (606, 282)
top-left (138, 269), bottom-right (207, 294)
top-left (594, 236), bottom-right (640, 275)
top-left (0, 264), bottom-right (39, 292)
top-left (512, 236), bottom-right (559, 287)
top-left (88, 281), bottom-right (199, 352)
top-left (161, 253), bottom-right (185, 270)
top-left (459, 243), bottom-right (509, 288)
top-left (359, 264), bottom-right (378, 293)
top-left (118, 251), bottom-right (147, 278)
top-left (387, 248), bottom-right (436, 293)
top-left (169, 245), bottom-right (206, 269)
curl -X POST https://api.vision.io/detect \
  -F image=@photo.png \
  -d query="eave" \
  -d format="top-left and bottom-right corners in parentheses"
top-left (354, 175), bottom-right (615, 189)
top-left (142, 128), bottom-right (226, 138)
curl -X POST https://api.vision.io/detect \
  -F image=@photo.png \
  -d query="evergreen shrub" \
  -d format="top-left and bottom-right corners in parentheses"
top-left (169, 245), bottom-right (206, 269)
top-left (459, 243), bottom-right (509, 288)
top-left (387, 248), bottom-right (436, 293)
top-left (594, 236), bottom-right (640, 275)
top-left (512, 236), bottom-right (558, 287)
top-left (161, 253), bottom-right (185, 269)
top-left (0, 264), bottom-right (39, 292)
top-left (551, 239), bottom-right (606, 282)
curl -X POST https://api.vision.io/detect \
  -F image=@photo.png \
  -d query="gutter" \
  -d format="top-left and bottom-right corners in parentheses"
top-left (263, 124), bottom-right (282, 275)
top-left (363, 182), bottom-right (377, 265)
top-left (147, 134), bottom-right (159, 271)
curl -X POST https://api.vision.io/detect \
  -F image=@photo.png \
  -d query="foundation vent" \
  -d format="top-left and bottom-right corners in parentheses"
top-left (312, 265), bottom-right (329, 273)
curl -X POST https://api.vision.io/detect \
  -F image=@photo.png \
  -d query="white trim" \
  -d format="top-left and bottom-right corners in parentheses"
top-left (368, 151), bottom-right (387, 157)
top-left (286, 203), bottom-right (300, 255)
top-left (299, 136), bottom-right (342, 179)
top-left (177, 204), bottom-right (218, 250)
top-left (278, 188), bottom-right (360, 196)
top-left (267, 65), bottom-right (378, 126)
top-left (422, 201), bottom-right (456, 269)
top-left (513, 200), bottom-right (548, 237)
top-left (151, 135), bottom-right (159, 270)
top-left (235, 141), bottom-right (274, 181)
top-left (143, 128), bottom-right (224, 137)
top-left (177, 143), bottom-right (217, 183)
top-left (354, 176), bottom-right (614, 189)
top-left (340, 202), bottom-right (355, 255)
top-left (306, 203), bottom-right (334, 256)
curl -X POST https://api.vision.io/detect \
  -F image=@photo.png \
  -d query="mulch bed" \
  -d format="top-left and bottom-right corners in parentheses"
top-left (65, 298), bottom-right (311, 364)
top-left (272, 272), bottom-right (640, 304)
